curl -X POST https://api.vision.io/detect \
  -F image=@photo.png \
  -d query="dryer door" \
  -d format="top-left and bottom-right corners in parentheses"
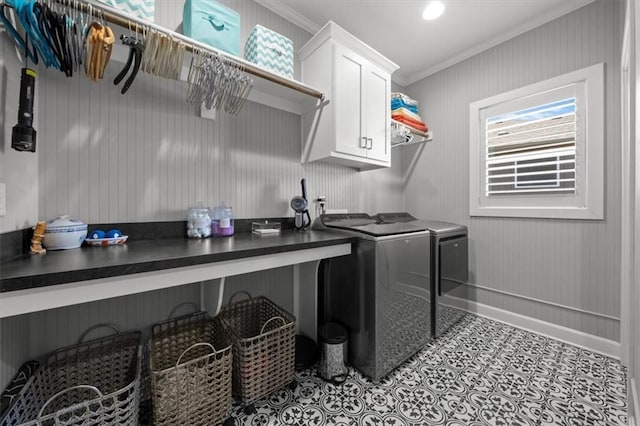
top-left (439, 236), bottom-right (468, 297)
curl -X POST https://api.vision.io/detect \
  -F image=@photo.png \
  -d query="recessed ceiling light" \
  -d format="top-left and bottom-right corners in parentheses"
top-left (422, 0), bottom-right (445, 20)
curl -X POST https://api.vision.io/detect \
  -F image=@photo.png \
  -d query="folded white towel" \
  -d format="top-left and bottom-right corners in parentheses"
top-left (391, 92), bottom-right (418, 106)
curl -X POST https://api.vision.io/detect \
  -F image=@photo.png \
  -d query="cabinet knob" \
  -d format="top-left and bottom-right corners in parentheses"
top-left (361, 137), bottom-right (367, 148)
top-left (367, 138), bottom-right (373, 149)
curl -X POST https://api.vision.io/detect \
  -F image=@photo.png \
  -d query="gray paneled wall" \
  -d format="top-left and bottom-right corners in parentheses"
top-left (32, 0), bottom-right (404, 223)
top-left (404, 0), bottom-right (623, 341)
top-left (0, 315), bottom-right (30, 396)
top-left (0, 29), bottom-right (39, 232)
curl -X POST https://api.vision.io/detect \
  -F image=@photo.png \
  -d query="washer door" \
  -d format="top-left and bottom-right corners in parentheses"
top-left (375, 234), bottom-right (432, 378)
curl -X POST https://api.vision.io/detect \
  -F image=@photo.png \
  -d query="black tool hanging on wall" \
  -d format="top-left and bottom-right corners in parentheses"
top-left (291, 178), bottom-right (311, 231)
top-left (114, 34), bottom-right (143, 94)
top-left (11, 31), bottom-right (37, 153)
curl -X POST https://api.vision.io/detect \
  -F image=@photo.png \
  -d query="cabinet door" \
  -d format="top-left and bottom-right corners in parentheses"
top-left (334, 44), bottom-right (366, 158)
top-left (364, 64), bottom-right (390, 162)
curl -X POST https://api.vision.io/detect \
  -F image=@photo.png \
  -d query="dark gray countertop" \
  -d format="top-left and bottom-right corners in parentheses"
top-left (0, 230), bottom-right (354, 293)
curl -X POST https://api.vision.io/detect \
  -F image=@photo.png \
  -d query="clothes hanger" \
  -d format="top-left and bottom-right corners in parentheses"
top-left (174, 39), bottom-right (185, 80)
top-left (84, 7), bottom-right (113, 82)
top-left (61, 1), bottom-right (77, 75)
top-left (186, 45), bottom-right (195, 98)
top-left (157, 33), bottom-right (169, 77)
top-left (213, 55), bottom-right (227, 110)
top-left (29, 0), bottom-right (60, 68)
top-left (217, 57), bottom-right (235, 111)
top-left (228, 62), bottom-right (247, 115)
top-left (21, 0), bottom-right (58, 67)
top-left (97, 8), bottom-right (113, 79)
top-left (0, 2), bottom-right (39, 64)
top-left (218, 59), bottom-right (233, 111)
top-left (86, 21), bottom-right (99, 80)
top-left (81, 1), bottom-right (92, 73)
top-left (141, 28), bottom-right (158, 75)
top-left (45, 4), bottom-right (72, 76)
top-left (98, 24), bottom-right (114, 79)
top-left (168, 37), bottom-right (182, 80)
top-left (73, 0), bottom-right (84, 70)
top-left (203, 55), bottom-right (220, 110)
top-left (224, 61), bottom-right (237, 112)
top-left (190, 48), bottom-right (208, 105)
top-left (186, 44), bottom-right (198, 102)
top-left (37, 3), bottom-right (58, 62)
top-left (83, 2), bottom-right (98, 77)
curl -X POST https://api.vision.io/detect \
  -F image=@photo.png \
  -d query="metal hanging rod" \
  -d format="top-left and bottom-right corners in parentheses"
top-left (52, 0), bottom-right (325, 100)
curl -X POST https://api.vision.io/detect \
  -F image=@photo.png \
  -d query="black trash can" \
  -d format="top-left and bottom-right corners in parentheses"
top-left (317, 323), bottom-right (348, 384)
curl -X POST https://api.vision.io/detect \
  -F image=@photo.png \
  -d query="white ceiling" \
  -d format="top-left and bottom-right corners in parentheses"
top-left (254, 0), bottom-right (596, 86)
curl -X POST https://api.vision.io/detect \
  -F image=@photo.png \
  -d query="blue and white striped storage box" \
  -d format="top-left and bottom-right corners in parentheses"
top-left (244, 25), bottom-right (294, 79)
top-left (99, 0), bottom-right (154, 22)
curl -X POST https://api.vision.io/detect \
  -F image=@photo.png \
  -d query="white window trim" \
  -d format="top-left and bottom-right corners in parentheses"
top-left (469, 63), bottom-right (604, 220)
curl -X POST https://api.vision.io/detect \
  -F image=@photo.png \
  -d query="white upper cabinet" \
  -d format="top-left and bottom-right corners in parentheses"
top-left (299, 22), bottom-right (399, 170)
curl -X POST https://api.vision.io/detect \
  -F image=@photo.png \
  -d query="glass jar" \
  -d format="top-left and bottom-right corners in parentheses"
top-left (212, 202), bottom-right (234, 237)
top-left (186, 204), bottom-right (212, 238)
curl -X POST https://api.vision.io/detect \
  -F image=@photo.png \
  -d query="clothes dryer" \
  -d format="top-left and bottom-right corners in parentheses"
top-left (377, 213), bottom-right (468, 337)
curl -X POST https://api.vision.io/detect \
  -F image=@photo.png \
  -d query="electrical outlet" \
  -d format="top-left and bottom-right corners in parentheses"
top-left (0, 183), bottom-right (6, 217)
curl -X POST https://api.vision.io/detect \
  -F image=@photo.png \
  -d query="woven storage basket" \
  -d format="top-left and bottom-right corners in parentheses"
top-left (0, 328), bottom-right (141, 426)
top-left (139, 302), bottom-right (201, 424)
top-left (150, 312), bottom-right (232, 426)
top-left (218, 295), bottom-right (295, 403)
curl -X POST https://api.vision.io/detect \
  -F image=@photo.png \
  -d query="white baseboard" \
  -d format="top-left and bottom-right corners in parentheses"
top-left (443, 296), bottom-right (621, 359)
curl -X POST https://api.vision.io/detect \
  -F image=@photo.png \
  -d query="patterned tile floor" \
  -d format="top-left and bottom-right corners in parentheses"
top-left (229, 314), bottom-right (627, 425)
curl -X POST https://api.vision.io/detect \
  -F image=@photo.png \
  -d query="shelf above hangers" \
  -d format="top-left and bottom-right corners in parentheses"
top-left (51, 0), bottom-right (325, 114)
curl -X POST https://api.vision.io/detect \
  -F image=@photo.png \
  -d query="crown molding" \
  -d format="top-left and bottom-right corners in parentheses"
top-left (252, 0), bottom-right (596, 88)
top-left (253, 0), bottom-right (321, 34)
top-left (403, 0), bottom-right (597, 85)
top-left (391, 74), bottom-right (410, 88)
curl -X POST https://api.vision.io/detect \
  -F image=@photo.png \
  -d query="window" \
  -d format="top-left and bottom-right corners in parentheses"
top-left (469, 64), bottom-right (604, 219)
top-left (487, 97), bottom-right (576, 195)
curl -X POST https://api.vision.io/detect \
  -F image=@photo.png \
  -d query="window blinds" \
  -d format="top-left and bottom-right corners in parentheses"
top-left (485, 98), bottom-right (576, 196)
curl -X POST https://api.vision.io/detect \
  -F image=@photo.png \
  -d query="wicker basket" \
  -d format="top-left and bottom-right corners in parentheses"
top-left (139, 302), bottom-right (202, 424)
top-left (0, 327), bottom-right (141, 426)
top-left (149, 312), bottom-right (232, 426)
top-left (218, 295), bottom-right (295, 403)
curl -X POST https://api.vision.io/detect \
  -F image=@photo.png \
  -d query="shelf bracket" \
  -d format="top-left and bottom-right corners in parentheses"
top-left (403, 141), bottom-right (428, 184)
top-left (301, 98), bottom-right (330, 116)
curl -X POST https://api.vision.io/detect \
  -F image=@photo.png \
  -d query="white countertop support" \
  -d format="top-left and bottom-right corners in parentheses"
top-left (293, 260), bottom-right (322, 341)
top-left (0, 244), bottom-right (351, 319)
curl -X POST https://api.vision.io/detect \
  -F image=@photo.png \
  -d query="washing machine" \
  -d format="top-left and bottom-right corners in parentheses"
top-left (377, 212), bottom-right (468, 337)
top-left (314, 213), bottom-right (432, 381)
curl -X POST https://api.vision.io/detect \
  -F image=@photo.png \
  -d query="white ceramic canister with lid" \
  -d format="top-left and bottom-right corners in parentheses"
top-left (42, 215), bottom-right (88, 250)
